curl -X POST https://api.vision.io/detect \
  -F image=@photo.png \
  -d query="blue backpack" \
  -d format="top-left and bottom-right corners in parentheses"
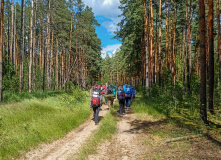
top-left (125, 85), bottom-right (131, 98)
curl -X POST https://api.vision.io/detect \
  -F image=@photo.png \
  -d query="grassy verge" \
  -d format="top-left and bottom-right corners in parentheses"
top-left (0, 91), bottom-right (91, 159)
top-left (3, 90), bottom-right (64, 103)
top-left (77, 108), bottom-right (117, 160)
top-left (132, 93), bottom-right (221, 159)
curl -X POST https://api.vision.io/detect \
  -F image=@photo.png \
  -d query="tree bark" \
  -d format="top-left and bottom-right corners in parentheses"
top-left (158, 0), bottom-right (162, 87)
top-left (32, 0), bottom-right (37, 91)
top-left (56, 36), bottom-right (59, 89)
top-left (166, 0), bottom-right (169, 68)
top-left (143, 0), bottom-right (149, 89)
top-left (46, 0), bottom-right (51, 90)
top-left (150, 0), bottom-right (154, 88)
top-left (14, 0), bottom-right (16, 71)
top-left (208, 0), bottom-right (214, 114)
top-left (10, 0), bottom-right (14, 69)
top-left (199, 0), bottom-right (207, 123)
top-left (216, 0), bottom-right (221, 81)
top-left (0, 0), bottom-right (4, 102)
top-left (19, 0), bottom-right (25, 93)
top-left (28, 0), bottom-right (34, 92)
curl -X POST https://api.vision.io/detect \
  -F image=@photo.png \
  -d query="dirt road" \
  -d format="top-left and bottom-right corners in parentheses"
top-left (20, 104), bottom-right (221, 160)
top-left (88, 110), bottom-right (146, 160)
top-left (20, 105), bottom-right (109, 160)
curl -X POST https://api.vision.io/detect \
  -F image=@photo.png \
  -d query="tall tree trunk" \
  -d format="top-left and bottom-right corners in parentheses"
top-left (208, 0), bottom-right (214, 114)
top-left (150, 0), bottom-right (154, 88)
top-left (183, 0), bottom-right (188, 90)
top-left (216, 0), bottom-right (221, 81)
top-left (187, 0), bottom-right (192, 94)
top-left (56, 36), bottom-right (58, 89)
top-left (158, 0), bottom-right (162, 86)
top-left (46, 0), bottom-right (51, 90)
top-left (10, 0), bottom-right (14, 69)
top-left (28, 0), bottom-right (34, 92)
top-left (166, 0), bottom-right (169, 68)
top-left (199, 0), bottom-right (207, 123)
top-left (32, 0), bottom-right (37, 91)
top-left (0, 0), bottom-right (4, 102)
top-left (143, 0), bottom-right (149, 89)
top-left (19, 0), bottom-right (25, 93)
top-left (14, 0), bottom-right (16, 71)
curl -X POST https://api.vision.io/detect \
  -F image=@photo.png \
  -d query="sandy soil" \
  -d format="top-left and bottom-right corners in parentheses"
top-left (88, 110), bottom-right (146, 160)
top-left (19, 104), bottom-right (221, 160)
top-left (19, 105), bottom-right (109, 160)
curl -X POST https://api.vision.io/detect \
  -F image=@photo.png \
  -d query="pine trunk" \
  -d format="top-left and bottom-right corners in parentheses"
top-left (19, 0), bottom-right (25, 93)
top-left (14, 0), bottom-right (16, 71)
top-left (143, 0), bottom-right (149, 89)
top-left (158, 0), bottom-right (162, 86)
top-left (150, 0), bottom-right (154, 88)
top-left (28, 0), bottom-right (34, 92)
top-left (199, 0), bottom-right (207, 123)
top-left (208, 0), bottom-right (214, 114)
top-left (166, 0), bottom-right (169, 68)
top-left (10, 0), bottom-right (14, 69)
top-left (216, 0), bottom-right (221, 81)
top-left (0, 0), bottom-right (4, 101)
top-left (47, 0), bottom-right (51, 90)
top-left (56, 36), bottom-right (58, 89)
top-left (32, 0), bottom-right (37, 91)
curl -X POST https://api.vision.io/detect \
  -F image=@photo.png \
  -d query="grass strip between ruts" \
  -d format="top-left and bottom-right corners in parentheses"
top-left (0, 93), bottom-right (91, 159)
top-left (77, 107), bottom-right (117, 160)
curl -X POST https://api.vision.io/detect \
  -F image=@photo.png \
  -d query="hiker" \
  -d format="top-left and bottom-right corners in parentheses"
top-left (123, 84), bottom-right (132, 110)
top-left (102, 85), bottom-right (107, 104)
top-left (90, 84), bottom-right (103, 125)
top-left (117, 86), bottom-right (126, 115)
top-left (112, 84), bottom-right (117, 99)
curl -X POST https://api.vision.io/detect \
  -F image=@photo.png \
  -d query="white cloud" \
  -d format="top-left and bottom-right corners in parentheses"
top-left (83, 0), bottom-right (122, 34)
top-left (101, 44), bottom-right (121, 58)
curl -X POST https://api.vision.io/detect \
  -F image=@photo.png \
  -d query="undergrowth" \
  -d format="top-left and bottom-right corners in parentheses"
top-left (0, 87), bottom-right (91, 159)
top-left (133, 85), bottom-right (221, 135)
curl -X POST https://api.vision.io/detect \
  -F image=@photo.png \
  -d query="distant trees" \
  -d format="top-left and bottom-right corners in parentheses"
top-left (0, 0), bottom-right (102, 99)
top-left (100, 0), bottom-right (219, 123)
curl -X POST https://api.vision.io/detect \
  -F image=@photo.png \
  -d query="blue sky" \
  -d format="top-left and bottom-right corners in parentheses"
top-left (83, 0), bottom-right (122, 58)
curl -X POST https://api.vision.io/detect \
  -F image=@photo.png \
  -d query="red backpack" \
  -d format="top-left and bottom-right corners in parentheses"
top-left (102, 85), bottom-right (107, 95)
top-left (91, 85), bottom-right (101, 107)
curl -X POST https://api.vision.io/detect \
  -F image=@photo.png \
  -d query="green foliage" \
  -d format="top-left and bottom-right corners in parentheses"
top-left (60, 84), bottom-right (88, 107)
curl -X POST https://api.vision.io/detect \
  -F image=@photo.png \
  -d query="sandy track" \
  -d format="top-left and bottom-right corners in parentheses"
top-left (88, 110), bottom-right (145, 160)
top-left (19, 105), bottom-right (109, 160)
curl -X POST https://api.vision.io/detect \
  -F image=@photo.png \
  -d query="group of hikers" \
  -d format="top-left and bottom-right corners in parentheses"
top-left (90, 84), bottom-right (136, 125)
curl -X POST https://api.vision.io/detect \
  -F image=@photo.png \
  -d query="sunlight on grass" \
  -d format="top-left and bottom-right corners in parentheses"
top-left (0, 93), bottom-right (90, 159)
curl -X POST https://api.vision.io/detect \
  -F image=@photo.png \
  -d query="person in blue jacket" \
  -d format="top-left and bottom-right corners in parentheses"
top-left (123, 84), bottom-right (132, 110)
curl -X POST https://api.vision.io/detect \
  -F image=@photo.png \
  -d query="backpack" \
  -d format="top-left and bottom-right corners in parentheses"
top-left (125, 85), bottom-right (131, 98)
top-left (91, 85), bottom-right (101, 107)
top-left (117, 86), bottom-right (125, 101)
top-left (107, 85), bottom-right (113, 94)
top-left (102, 85), bottom-right (107, 95)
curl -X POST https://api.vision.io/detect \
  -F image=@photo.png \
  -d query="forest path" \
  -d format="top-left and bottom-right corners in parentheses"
top-left (86, 108), bottom-right (221, 160)
top-left (19, 105), bottom-right (110, 160)
top-left (87, 109), bottom-right (146, 160)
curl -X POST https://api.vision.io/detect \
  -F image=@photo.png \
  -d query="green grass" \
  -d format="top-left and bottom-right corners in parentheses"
top-left (0, 93), bottom-right (91, 159)
top-left (132, 94), bottom-right (165, 119)
top-left (3, 90), bottom-right (64, 103)
top-left (77, 108), bottom-right (117, 160)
